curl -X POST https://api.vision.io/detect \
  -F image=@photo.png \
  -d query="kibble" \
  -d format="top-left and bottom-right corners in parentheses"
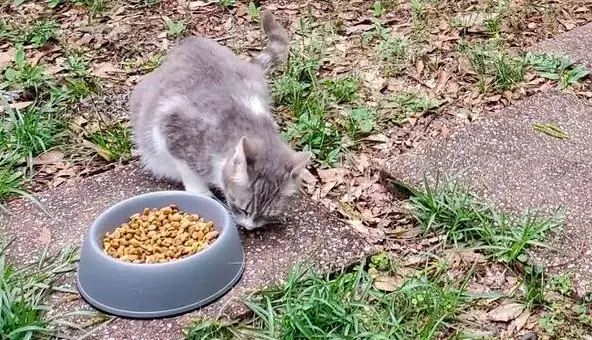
top-left (103, 205), bottom-right (219, 264)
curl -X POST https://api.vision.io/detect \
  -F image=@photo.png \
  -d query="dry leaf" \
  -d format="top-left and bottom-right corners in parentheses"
top-left (362, 134), bottom-right (388, 143)
top-left (0, 101), bottom-right (33, 113)
top-left (434, 70), bottom-right (450, 94)
top-left (487, 302), bottom-right (525, 322)
top-left (316, 168), bottom-right (346, 183)
top-left (34, 150), bottom-right (65, 165)
top-left (188, 1), bottom-right (209, 9)
top-left (223, 17), bottom-right (233, 32)
top-left (39, 227), bottom-right (52, 245)
top-left (508, 309), bottom-right (530, 334)
top-left (92, 62), bottom-right (122, 78)
top-left (387, 226), bottom-right (421, 239)
top-left (0, 47), bottom-right (15, 70)
top-left (444, 248), bottom-right (487, 265)
top-left (348, 220), bottom-right (385, 239)
top-left (374, 275), bottom-right (404, 292)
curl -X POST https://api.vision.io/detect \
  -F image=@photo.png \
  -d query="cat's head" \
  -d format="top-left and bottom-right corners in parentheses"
top-left (221, 136), bottom-right (311, 230)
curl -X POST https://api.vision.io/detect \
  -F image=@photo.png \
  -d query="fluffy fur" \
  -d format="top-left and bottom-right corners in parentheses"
top-left (130, 11), bottom-right (310, 230)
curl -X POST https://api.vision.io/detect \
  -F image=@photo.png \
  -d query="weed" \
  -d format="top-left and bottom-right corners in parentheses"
top-left (550, 272), bottom-right (573, 296)
top-left (0, 239), bottom-right (83, 339)
top-left (1, 105), bottom-right (65, 169)
top-left (3, 46), bottom-right (52, 93)
top-left (185, 263), bottom-right (470, 339)
top-left (384, 91), bottom-right (441, 123)
top-left (215, 0), bottom-right (236, 9)
top-left (460, 41), bottom-right (525, 92)
top-left (164, 18), bottom-right (186, 37)
top-left (185, 320), bottom-right (247, 340)
top-left (0, 165), bottom-right (26, 202)
top-left (275, 22), bottom-right (346, 166)
top-left (322, 75), bottom-right (360, 104)
top-left (372, 0), bottom-right (386, 17)
top-left (65, 54), bottom-right (91, 78)
top-left (283, 96), bottom-right (344, 167)
top-left (400, 175), bottom-right (561, 263)
top-left (88, 121), bottom-right (132, 162)
top-left (345, 107), bottom-right (375, 139)
top-left (370, 251), bottom-right (393, 272)
top-left (484, 15), bottom-right (503, 39)
top-left (522, 265), bottom-right (546, 308)
top-left (378, 35), bottom-right (413, 76)
top-left (525, 53), bottom-right (590, 89)
top-left (73, 0), bottom-right (108, 14)
top-left (247, 2), bottom-right (260, 23)
top-left (22, 20), bottom-right (59, 47)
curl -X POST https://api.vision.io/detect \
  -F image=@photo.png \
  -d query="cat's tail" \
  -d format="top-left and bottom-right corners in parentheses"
top-left (250, 10), bottom-right (290, 73)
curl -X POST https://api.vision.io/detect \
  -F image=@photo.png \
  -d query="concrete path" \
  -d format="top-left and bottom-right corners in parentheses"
top-left (385, 91), bottom-right (592, 294)
top-left (533, 22), bottom-right (592, 68)
top-left (0, 162), bottom-right (372, 339)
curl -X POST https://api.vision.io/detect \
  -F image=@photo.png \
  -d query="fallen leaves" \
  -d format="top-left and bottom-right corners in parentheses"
top-left (487, 302), bottom-right (525, 322)
top-left (92, 62), bottom-right (123, 79)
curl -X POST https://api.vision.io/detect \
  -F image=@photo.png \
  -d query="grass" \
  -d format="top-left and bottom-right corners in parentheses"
top-left (274, 21), bottom-right (374, 167)
top-left (215, 0), bottom-right (236, 10)
top-left (164, 18), bottom-right (186, 37)
top-left (184, 175), bottom-right (592, 338)
top-left (186, 262), bottom-right (472, 339)
top-left (88, 121), bottom-right (132, 162)
top-left (0, 239), bottom-right (96, 339)
top-left (397, 175), bottom-right (561, 264)
top-left (0, 43), bottom-right (104, 202)
top-left (460, 40), bottom-right (525, 93)
top-left (525, 53), bottom-right (590, 89)
top-left (383, 91), bottom-right (442, 123)
top-left (247, 2), bottom-right (261, 23)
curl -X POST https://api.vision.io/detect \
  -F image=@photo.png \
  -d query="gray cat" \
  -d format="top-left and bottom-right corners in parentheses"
top-left (130, 11), bottom-right (311, 230)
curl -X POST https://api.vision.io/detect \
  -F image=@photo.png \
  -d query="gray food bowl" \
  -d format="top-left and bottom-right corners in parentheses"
top-left (76, 191), bottom-right (245, 319)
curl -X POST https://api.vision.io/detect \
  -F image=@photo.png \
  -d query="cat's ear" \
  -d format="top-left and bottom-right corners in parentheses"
top-left (289, 151), bottom-right (312, 179)
top-left (228, 136), bottom-right (260, 184)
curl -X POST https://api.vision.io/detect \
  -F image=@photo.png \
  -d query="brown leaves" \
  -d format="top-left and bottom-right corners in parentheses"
top-left (373, 274), bottom-right (405, 292)
top-left (487, 302), bottom-right (525, 322)
top-left (0, 47), bottom-right (15, 71)
top-left (92, 62), bottom-right (123, 79)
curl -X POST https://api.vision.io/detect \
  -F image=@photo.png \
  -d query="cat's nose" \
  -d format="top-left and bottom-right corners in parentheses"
top-left (235, 216), bottom-right (256, 230)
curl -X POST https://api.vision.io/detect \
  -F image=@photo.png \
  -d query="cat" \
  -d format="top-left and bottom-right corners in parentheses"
top-left (130, 10), bottom-right (311, 230)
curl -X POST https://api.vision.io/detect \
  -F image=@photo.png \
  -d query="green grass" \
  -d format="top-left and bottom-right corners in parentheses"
top-left (460, 41), bottom-right (525, 93)
top-left (3, 47), bottom-right (52, 94)
top-left (0, 239), bottom-right (89, 339)
top-left (247, 2), bottom-right (261, 23)
top-left (274, 21), bottom-right (374, 167)
top-left (0, 43), bottom-right (101, 202)
top-left (383, 91), bottom-right (442, 123)
top-left (48, 0), bottom-right (109, 15)
top-left (88, 121), bottom-right (133, 162)
top-left (214, 0), bottom-right (236, 9)
top-left (378, 35), bottom-right (413, 77)
top-left (186, 263), bottom-right (472, 339)
top-left (322, 75), bottom-right (360, 104)
top-left (397, 175), bottom-right (561, 264)
top-left (0, 20), bottom-right (59, 48)
top-left (164, 18), bottom-right (186, 37)
top-left (525, 53), bottom-right (590, 89)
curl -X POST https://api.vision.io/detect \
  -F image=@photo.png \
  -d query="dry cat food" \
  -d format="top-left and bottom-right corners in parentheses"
top-left (103, 205), bottom-right (219, 264)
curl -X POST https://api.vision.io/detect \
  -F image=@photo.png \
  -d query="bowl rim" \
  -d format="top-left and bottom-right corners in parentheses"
top-left (90, 190), bottom-right (233, 268)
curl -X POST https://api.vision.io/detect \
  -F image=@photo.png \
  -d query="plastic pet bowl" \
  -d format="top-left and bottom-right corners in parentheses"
top-left (76, 191), bottom-right (245, 318)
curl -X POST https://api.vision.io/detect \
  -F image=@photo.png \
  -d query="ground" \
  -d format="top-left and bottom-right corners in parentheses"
top-left (1, 0), bottom-right (592, 339)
